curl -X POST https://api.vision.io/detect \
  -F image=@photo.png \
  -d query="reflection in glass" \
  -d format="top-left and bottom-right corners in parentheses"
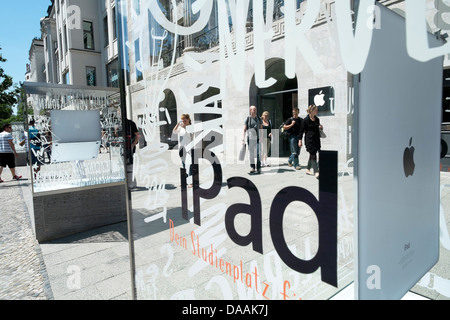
top-left (117, 0), bottom-right (354, 300)
top-left (23, 82), bottom-right (124, 193)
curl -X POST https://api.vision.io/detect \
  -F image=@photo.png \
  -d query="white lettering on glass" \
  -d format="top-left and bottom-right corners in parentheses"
top-left (366, 265), bottom-right (381, 290)
top-left (406, 0), bottom-right (450, 62)
top-left (130, 0), bottom-right (450, 300)
top-left (334, 0), bottom-right (375, 75)
top-left (253, 0), bottom-right (277, 88)
top-left (217, 0), bottom-right (250, 97)
top-left (148, 0), bottom-right (213, 35)
top-left (284, 0), bottom-right (325, 77)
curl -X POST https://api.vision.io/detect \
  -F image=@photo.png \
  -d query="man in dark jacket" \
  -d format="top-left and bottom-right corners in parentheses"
top-left (283, 107), bottom-right (303, 170)
top-left (125, 118), bottom-right (139, 165)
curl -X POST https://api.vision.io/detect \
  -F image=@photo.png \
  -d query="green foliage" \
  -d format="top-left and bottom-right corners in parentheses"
top-left (0, 47), bottom-right (24, 130)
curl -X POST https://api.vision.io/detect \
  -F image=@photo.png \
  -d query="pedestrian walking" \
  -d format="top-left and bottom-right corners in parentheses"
top-left (243, 106), bottom-right (262, 174)
top-left (19, 129), bottom-right (29, 164)
top-left (299, 104), bottom-right (323, 178)
top-left (125, 118), bottom-right (140, 189)
top-left (283, 107), bottom-right (303, 170)
top-left (0, 123), bottom-right (22, 182)
top-left (261, 111), bottom-right (272, 167)
top-left (125, 118), bottom-right (140, 165)
top-left (173, 114), bottom-right (193, 187)
top-left (28, 120), bottom-right (42, 175)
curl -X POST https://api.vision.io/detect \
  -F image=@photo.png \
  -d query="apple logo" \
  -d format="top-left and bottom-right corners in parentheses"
top-left (403, 137), bottom-right (415, 178)
top-left (314, 90), bottom-right (326, 107)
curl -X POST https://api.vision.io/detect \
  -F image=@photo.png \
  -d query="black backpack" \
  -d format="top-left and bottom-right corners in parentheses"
top-left (279, 118), bottom-right (292, 137)
top-left (246, 116), bottom-right (261, 137)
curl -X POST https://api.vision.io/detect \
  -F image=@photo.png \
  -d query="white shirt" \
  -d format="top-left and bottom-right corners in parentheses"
top-left (0, 131), bottom-right (13, 153)
top-left (174, 126), bottom-right (192, 150)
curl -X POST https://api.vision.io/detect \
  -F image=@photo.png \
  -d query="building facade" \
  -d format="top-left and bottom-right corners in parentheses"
top-left (28, 0), bottom-right (119, 88)
top-left (122, 0), bottom-right (450, 166)
top-left (125, 0), bottom-right (366, 168)
top-left (25, 39), bottom-right (45, 83)
top-left (29, 0), bottom-right (450, 151)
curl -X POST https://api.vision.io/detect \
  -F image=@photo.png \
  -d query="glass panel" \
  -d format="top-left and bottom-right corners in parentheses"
top-left (114, 0), bottom-right (450, 302)
top-left (116, 0), bottom-right (354, 300)
top-left (23, 82), bottom-right (124, 193)
top-left (10, 122), bottom-right (27, 153)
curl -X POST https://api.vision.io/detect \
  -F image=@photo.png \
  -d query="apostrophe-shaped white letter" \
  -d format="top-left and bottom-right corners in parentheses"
top-left (406, 0), bottom-right (450, 62)
top-left (335, 0), bottom-right (376, 75)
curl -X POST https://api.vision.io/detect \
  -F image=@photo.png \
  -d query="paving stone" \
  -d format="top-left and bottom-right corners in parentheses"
top-left (0, 173), bottom-right (53, 300)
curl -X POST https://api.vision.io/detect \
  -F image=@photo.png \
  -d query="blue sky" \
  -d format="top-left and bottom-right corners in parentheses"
top-left (0, 0), bottom-right (52, 87)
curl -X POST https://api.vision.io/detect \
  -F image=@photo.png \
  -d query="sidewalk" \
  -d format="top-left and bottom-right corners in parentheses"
top-left (0, 167), bottom-right (52, 300)
top-left (1, 156), bottom-right (448, 300)
top-left (0, 165), bottom-right (132, 300)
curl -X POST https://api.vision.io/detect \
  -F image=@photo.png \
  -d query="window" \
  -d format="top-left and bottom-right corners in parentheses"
top-left (46, 62), bottom-right (49, 82)
top-left (56, 62), bottom-right (60, 83)
top-left (63, 24), bottom-right (68, 54)
top-left (133, 0), bottom-right (140, 15)
top-left (112, 7), bottom-right (117, 40)
top-left (134, 40), bottom-right (143, 82)
top-left (63, 71), bottom-right (70, 84)
top-left (86, 67), bottom-right (96, 86)
top-left (103, 16), bottom-right (109, 47)
top-left (83, 20), bottom-right (95, 50)
top-left (107, 59), bottom-right (119, 88)
top-left (442, 69), bottom-right (450, 123)
top-left (59, 32), bottom-right (64, 61)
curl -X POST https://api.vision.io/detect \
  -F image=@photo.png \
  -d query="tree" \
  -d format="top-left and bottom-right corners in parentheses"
top-left (0, 47), bottom-right (23, 130)
top-left (0, 104), bottom-right (13, 120)
top-left (0, 48), bottom-right (20, 105)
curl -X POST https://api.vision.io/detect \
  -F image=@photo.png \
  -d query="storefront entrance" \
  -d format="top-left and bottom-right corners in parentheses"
top-left (251, 58), bottom-right (298, 157)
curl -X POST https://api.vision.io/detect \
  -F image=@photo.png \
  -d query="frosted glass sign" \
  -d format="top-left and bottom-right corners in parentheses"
top-left (116, 0), bottom-right (450, 301)
top-left (117, 0), bottom-right (353, 301)
top-left (23, 82), bottom-right (125, 193)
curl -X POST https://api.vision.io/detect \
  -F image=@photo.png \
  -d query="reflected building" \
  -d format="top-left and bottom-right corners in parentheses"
top-left (29, 0), bottom-right (119, 88)
top-left (21, 0), bottom-right (127, 242)
top-left (25, 39), bottom-right (45, 83)
top-left (25, 1), bottom-right (450, 165)
top-left (122, 0), bottom-right (450, 167)
top-left (24, 0), bottom-right (123, 172)
top-left (126, 0), bottom-right (350, 165)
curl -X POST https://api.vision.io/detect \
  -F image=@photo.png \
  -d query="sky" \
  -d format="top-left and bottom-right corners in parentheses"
top-left (0, 0), bottom-right (52, 87)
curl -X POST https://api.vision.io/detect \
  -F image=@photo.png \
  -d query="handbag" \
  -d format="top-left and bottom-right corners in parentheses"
top-left (239, 143), bottom-right (246, 161)
top-left (319, 128), bottom-right (327, 139)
